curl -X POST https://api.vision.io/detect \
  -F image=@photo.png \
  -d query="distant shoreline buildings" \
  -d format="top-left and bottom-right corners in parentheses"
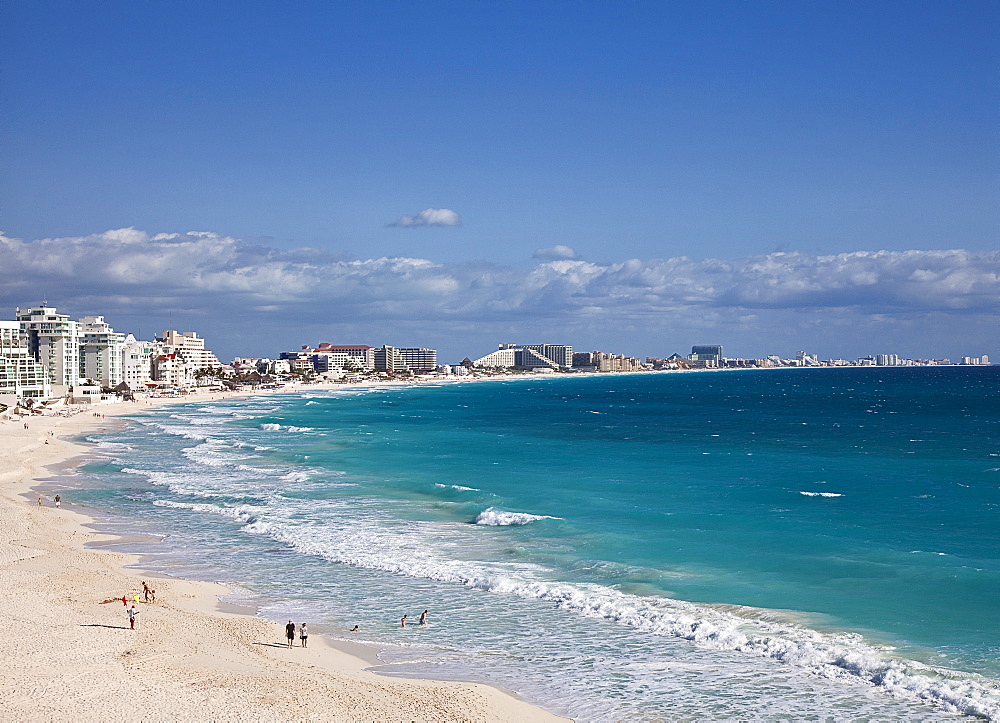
top-left (0, 303), bottom-right (992, 409)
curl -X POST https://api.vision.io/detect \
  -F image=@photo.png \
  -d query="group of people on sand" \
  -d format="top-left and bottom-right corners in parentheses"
top-left (99, 581), bottom-right (156, 630)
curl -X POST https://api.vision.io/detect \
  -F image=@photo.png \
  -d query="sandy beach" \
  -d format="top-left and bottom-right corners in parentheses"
top-left (0, 388), bottom-right (562, 722)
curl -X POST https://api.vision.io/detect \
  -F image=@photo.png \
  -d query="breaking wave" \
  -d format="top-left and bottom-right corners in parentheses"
top-left (474, 507), bottom-right (561, 526)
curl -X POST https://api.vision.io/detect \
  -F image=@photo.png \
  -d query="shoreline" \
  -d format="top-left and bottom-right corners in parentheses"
top-left (0, 386), bottom-right (563, 721)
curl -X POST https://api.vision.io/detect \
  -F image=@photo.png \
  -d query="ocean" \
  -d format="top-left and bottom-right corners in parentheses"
top-left (70, 367), bottom-right (999, 720)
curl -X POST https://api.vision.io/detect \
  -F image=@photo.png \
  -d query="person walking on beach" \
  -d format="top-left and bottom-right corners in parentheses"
top-left (142, 581), bottom-right (152, 603)
top-left (419, 610), bottom-right (428, 626)
top-left (299, 623), bottom-right (308, 648)
top-left (37, 497), bottom-right (42, 506)
top-left (285, 620), bottom-right (296, 648)
top-left (54, 495), bottom-right (60, 508)
top-left (128, 605), bottom-right (139, 630)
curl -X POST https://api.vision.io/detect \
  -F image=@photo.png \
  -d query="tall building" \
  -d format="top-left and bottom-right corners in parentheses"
top-left (0, 321), bottom-right (51, 401)
top-left (78, 315), bottom-right (124, 386)
top-left (312, 350), bottom-right (352, 373)
top-left (148, 331), bottom-right (222, 387)
top-left (474, 343), bottom-right (571, 370)
top-left (523, 344), bottom-right (573, 368)
top-left (16, 306), bottom-right (81, 388)
top-left (397, 347), bottom-right (437, 371)
top-left (311, 343), bottom-right (375, 370)
top-left (120, 334), bottom-right (155, 390)
top-left (374, 345), bottom-right (408, 372)
top-left (472, 347), bottom-right (518, 368)
top-left (594, 351), bottom-right (645, 372)
top-left (151, 351), bottom-right (187, 387)
top-left (156, 330), bottom-right (221, 370)
top-left (691, 345), bottom-right (723, 364)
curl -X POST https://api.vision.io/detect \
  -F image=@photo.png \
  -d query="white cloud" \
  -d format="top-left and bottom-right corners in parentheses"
top-left (0, 229), bottom-right (996, 359)
top-left (533, 244), bottom-right (579, 260)
top-left (388, 208), bottom-right (462, 227)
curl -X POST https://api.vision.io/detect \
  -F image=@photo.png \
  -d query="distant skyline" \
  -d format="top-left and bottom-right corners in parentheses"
top-left (2, 2), bottom-right (997, 361)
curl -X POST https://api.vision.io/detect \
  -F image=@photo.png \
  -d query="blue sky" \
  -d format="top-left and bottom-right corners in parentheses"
top-left (1, 1), bottom-right (997, 362)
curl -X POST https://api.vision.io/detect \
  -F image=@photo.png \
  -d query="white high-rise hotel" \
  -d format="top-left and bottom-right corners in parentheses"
top-left (0, 321), bottom-right (51, 401)
top-left (79, 316), bottom-right (124, 386)
top-left (16, 306), bottom-right (83, 387)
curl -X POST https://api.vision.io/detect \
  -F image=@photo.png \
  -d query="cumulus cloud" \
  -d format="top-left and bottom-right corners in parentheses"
top-left (388, 208), bottom-right (462, 227)
top-left (0, 228), bottom-right (996, 358)
top-left (533, 244), bottom-right (579, 260)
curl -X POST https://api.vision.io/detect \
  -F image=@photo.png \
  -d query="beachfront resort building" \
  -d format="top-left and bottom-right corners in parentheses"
top-left (0, 321), bottom-right (52, 403)
top-left (295, 343), bottom-right (376, 371)
top-left (78, 316), bottom-right (125, 387)
top-left (121, 334), bottom-right (155, 389)
top-left (473, 343), bottom-right (573, 370)
top-left (147, 331), bottom-right (223, 387)
top-left (16, 306), bottom-right (83, 388)
top-left (690, 345), bottom-right (723, 366)
top-left (374, 345), bottom-right (408, 373)
top-left (397, 347), bottom-right (438, 371)
top-left (372, 346), bottom-right (438, 373)
top-left (573, 351), bottom-right (646, 372)
top-left (156, 331), bottom-right (221, 371)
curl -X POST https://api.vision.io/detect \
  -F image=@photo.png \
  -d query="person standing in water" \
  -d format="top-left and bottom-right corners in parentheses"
top-left (419, 610), bottom-right (428, 625)
top-left (400, 614), bottom-right (407, 628)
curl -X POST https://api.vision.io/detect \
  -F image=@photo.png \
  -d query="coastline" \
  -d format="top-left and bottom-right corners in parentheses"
top-left (0, 387), bottom-right (563, 722)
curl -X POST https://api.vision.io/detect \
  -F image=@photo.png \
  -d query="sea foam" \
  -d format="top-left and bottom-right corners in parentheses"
top-left (157, 495), bottom-right (998, 719)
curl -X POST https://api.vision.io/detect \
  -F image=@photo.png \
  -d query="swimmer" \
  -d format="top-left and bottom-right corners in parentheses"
top-left (400, 614), bottom-right (407, 628)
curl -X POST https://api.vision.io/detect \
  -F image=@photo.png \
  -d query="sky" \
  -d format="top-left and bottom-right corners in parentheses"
top-left (1, 1), bottom-right (997, 363)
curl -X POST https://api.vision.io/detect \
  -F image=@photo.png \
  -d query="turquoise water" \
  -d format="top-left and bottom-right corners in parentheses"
top-left (73, 367), bottom-right (1000, 719)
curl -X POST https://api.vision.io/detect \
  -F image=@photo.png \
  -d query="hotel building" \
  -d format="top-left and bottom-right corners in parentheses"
top-left (397, 347), bottom-right (438, 371)
top-left (0, 321), bottom-right (51, 402)
top-left (121, 334), bottom-right (155, 389)
top-left (473, 343), bottom-right (572, 370)
top-left (78, 315), bottom-right (124, 387)
top-left (16, 306), bottom-right (82, 388)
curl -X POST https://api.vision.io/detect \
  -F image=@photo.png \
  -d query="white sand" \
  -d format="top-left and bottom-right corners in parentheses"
top-left (0, 391), bottom-right (563, 721)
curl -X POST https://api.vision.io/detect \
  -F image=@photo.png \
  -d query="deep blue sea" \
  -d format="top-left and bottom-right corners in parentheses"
top-left (71, 367), bottom-right (999, 720)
